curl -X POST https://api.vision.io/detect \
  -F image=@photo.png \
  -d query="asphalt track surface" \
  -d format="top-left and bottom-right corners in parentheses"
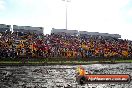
top-left (0, 63), bottom-right (132, 88)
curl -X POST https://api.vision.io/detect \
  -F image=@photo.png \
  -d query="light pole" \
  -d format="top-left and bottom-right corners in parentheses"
top-left (62, 0), bottom-right (70, 30)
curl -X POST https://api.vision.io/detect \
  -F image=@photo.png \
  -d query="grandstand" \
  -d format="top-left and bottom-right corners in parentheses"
top-left (51, 28), bottom-right (78, 36)
top-left (13, 25), bottom-right (44, 34)
top-left (79, 31), bottom-right (121, 39)
top-left (0, 24), bottom-right (131, 62)
top-left (51, 28), bottom-right (121, 39)
top-left (0, 24), bottom-right (11, 32)
top-left (51, 28), bottom-right (67, 34)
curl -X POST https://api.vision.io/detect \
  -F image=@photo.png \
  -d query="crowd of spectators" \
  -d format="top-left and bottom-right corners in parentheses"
top-left (0, 31), bottom-right (132, 60)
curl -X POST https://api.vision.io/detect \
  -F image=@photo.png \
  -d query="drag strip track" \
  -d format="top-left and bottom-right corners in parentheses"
top-left (0, 63), bottom-right (132, 88)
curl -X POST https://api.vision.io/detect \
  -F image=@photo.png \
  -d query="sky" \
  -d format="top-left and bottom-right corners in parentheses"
top-left (0, 0), bottom-right (132, 40)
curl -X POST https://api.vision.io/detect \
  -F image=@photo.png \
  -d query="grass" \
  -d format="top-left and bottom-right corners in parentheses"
top-left (115, 60), bottom-right (132, 63)
top-left (0, 59), bottom-right (132, 65)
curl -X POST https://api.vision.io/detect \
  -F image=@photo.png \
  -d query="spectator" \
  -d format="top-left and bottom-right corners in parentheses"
top-left (0, 31), bottom-right (131, 60)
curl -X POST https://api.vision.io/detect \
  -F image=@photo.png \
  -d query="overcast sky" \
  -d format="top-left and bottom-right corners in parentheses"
top-left (0, 0), bottom-right (132, 40)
